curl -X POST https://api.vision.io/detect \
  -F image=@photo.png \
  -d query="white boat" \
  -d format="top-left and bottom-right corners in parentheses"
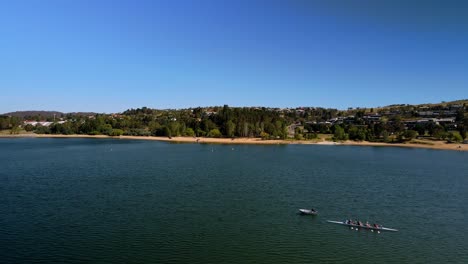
top-left (327, 220), bottom-right (398, 232)
top-left (299, 209), bottom-right (318, 215)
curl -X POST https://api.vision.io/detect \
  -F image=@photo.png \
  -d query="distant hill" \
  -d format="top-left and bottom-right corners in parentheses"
top-left (352, 99), bottom-right (468, 112)
top-left (2, 99), bottom-right (466, 117)
top-left (417, 99), bottom-right (468, 107)
top-left (2, 111), bottom-right (97, 119)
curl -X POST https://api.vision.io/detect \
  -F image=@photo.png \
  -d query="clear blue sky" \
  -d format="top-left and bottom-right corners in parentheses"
top-left (1, 0), bottom-right (467, 113)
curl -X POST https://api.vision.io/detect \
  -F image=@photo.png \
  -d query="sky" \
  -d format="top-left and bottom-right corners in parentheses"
top-left (1, 0), bottom-right (467, 113)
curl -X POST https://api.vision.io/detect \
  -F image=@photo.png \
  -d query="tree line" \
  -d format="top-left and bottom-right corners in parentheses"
top-left (2, 103), bottom-right (467, 142)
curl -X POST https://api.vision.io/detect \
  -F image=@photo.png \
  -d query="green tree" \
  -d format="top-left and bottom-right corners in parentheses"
top-left (109, 129), bottom-right (124, 136)
top-left (260, 131), bottom-right (269, 140)
top-left (207, 128), bottom-right (222, 138)
top-left (60, 122), bottom-right (75, 134)
top-left (168, 122), bottom-right (181, 136)
top-left (382, 130), bottom-right (390, 142)
top-left (34, 125), bottom-right (50, 134)
top-left (305, 133), bottom-right (318, 140)
top-left (184, 127), bottom-right (195, 137)
top-left (100, 124), bottom-right (113, 135)
top-left (164, 126), bottom-right (172, 137)
top-left (333, 126), bottom-right (347, 141)
top-left (447, 131), bottom-right (463, 142)
top-left (348, 126), bottom-right (366, 141)
top-left (225, 120), bottom-right (236, 138)
top-left (24, 124), bottom-right (34, 131)
top-left (398, 130), bottom-right (418, 141)
top-left (432, 126), bottom-right (447, 139)
top-left (202, 119), bottom-right (218, 133)
top-left (294, 133), bottom-right (304, 140)
top-left (148, 121), bottom-right (161, 133)
top-left (462, 130), bottom-right (467, 140)
top-left (414, 124), bottom-right (426, 136)
top-left (10, 126), bottom-right (21, 134)
top-left (0, 116), bottom-right (10, 130)
top-left (196, 128), bottom-right (206, 137)
top-left (294, 126), bottom-right (303, 139)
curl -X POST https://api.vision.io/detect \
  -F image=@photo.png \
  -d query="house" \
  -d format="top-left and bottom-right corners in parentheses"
top-left (287, 123), bottom-right (303, 137)
top-left (436, 118), bottom-right (456, 125)
top-left (23, 121), bottom-right (53, 127)
top-left (23, 120), bottom-right (66, 127)
top-left (363, 114), bottom-right (381, 122)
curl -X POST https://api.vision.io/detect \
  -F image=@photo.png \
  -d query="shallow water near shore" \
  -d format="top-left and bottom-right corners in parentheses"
top-left (1, 138), bottom-right (467, 263)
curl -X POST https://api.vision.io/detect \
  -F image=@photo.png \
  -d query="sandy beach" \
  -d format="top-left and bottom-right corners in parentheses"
top-left (1, 133), bottom-right (467, 152)
top-left (340, 140), bottom-right (467, 152)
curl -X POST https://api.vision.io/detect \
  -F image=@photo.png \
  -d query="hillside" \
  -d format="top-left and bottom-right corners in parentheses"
top-left (2, 111), bottom-right (97, 119)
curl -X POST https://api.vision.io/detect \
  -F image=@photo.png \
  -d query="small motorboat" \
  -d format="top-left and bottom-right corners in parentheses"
top-left (299, 209), bottom-right (318, 215)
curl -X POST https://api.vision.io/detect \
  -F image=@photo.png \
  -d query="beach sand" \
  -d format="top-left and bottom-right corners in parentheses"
top-left (1, 133), bottom-right (467, 152)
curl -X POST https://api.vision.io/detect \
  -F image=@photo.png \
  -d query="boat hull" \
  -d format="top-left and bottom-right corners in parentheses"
top-left (299, 209), bottom-right (318, 215)
top-left (327, 220), bottom-right (398, 232)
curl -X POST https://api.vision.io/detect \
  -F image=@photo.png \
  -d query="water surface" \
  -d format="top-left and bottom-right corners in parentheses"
top-left (1, 138), bottom-right (467, 263)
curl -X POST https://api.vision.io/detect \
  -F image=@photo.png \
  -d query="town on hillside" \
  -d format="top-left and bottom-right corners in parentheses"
top-left (1, 100), bottom-right (467, 143)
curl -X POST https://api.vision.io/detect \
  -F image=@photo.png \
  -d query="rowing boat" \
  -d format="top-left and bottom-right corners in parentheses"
top-left (327, 220), bottom-right (398, 232)
top-left (299, 209), bottom-right (318, 215)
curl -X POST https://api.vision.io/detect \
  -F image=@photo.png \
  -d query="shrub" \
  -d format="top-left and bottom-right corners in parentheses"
top-left (207, 129), bottom-right (222, 138)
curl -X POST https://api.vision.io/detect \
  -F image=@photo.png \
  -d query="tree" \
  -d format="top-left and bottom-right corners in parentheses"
top-left (294, 126), bottom-right (303, 139)
top-left (305, 133), bottom-right (318, 140)
top-left (432, 126), bottom-right (447, 139)
top-left (225, 120), bottom-right (236, 138)
top-left (202, 119), bottom-right (218, 133)
top-left (184, 128), bottom-right (195, 137)
top-left (447, 131), bottom-right (463, 142)
top-left (109, 129), bottom-right (124, 136)
top-left (34, 125), bottom-right (50, 134)
top-left (348, 126), bottom-right (366, 141)
top-left (414, 124), bottom-right (426, 136)
top-left (100, 124), bottom-right (113, 135)
top-left (148, 121), bottom-right (161, 133)
top-left (382, 130), bottom-right (390, 142)
top-left (9, 117), bottom-right (21, 128)
top-left (168, 122), bottom-right (181, 136)
top-left (24, 124), bottom-right (34, 131)
top-left (387, 116), bottom-right (404, 134)
top-left (333, 126), bottom-right (347, 141)
top-left (294, 133), bottom-right (304, 140)
top-left (10, 126), bottom-right (20, 134)
top-left (164, 126), bottom-right (172, 137)
top-left (207, 128), bottom-right (222, 138)
top-left (398, 130), bottom-right (418, 141)
top-left (260, 131), bottom-right (269, 140)
top-left (195, 128), bottom-right (206, 137)
top-left (0, 116), bottom-right (10, 130)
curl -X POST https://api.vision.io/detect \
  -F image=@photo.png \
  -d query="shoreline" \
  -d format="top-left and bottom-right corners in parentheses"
top-left (1, 133), bottom-right (467, 152)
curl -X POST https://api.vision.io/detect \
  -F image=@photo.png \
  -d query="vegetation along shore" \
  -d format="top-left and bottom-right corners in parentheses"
top-left (1, 99), bottom-right (467, 152)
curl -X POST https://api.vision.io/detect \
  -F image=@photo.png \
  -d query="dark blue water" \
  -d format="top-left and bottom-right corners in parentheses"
top-left (1, 138), bottom-right (467, 263)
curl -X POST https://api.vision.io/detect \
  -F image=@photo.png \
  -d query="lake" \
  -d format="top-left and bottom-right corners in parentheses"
top-left (1, 138), bottom-right (467, 263)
